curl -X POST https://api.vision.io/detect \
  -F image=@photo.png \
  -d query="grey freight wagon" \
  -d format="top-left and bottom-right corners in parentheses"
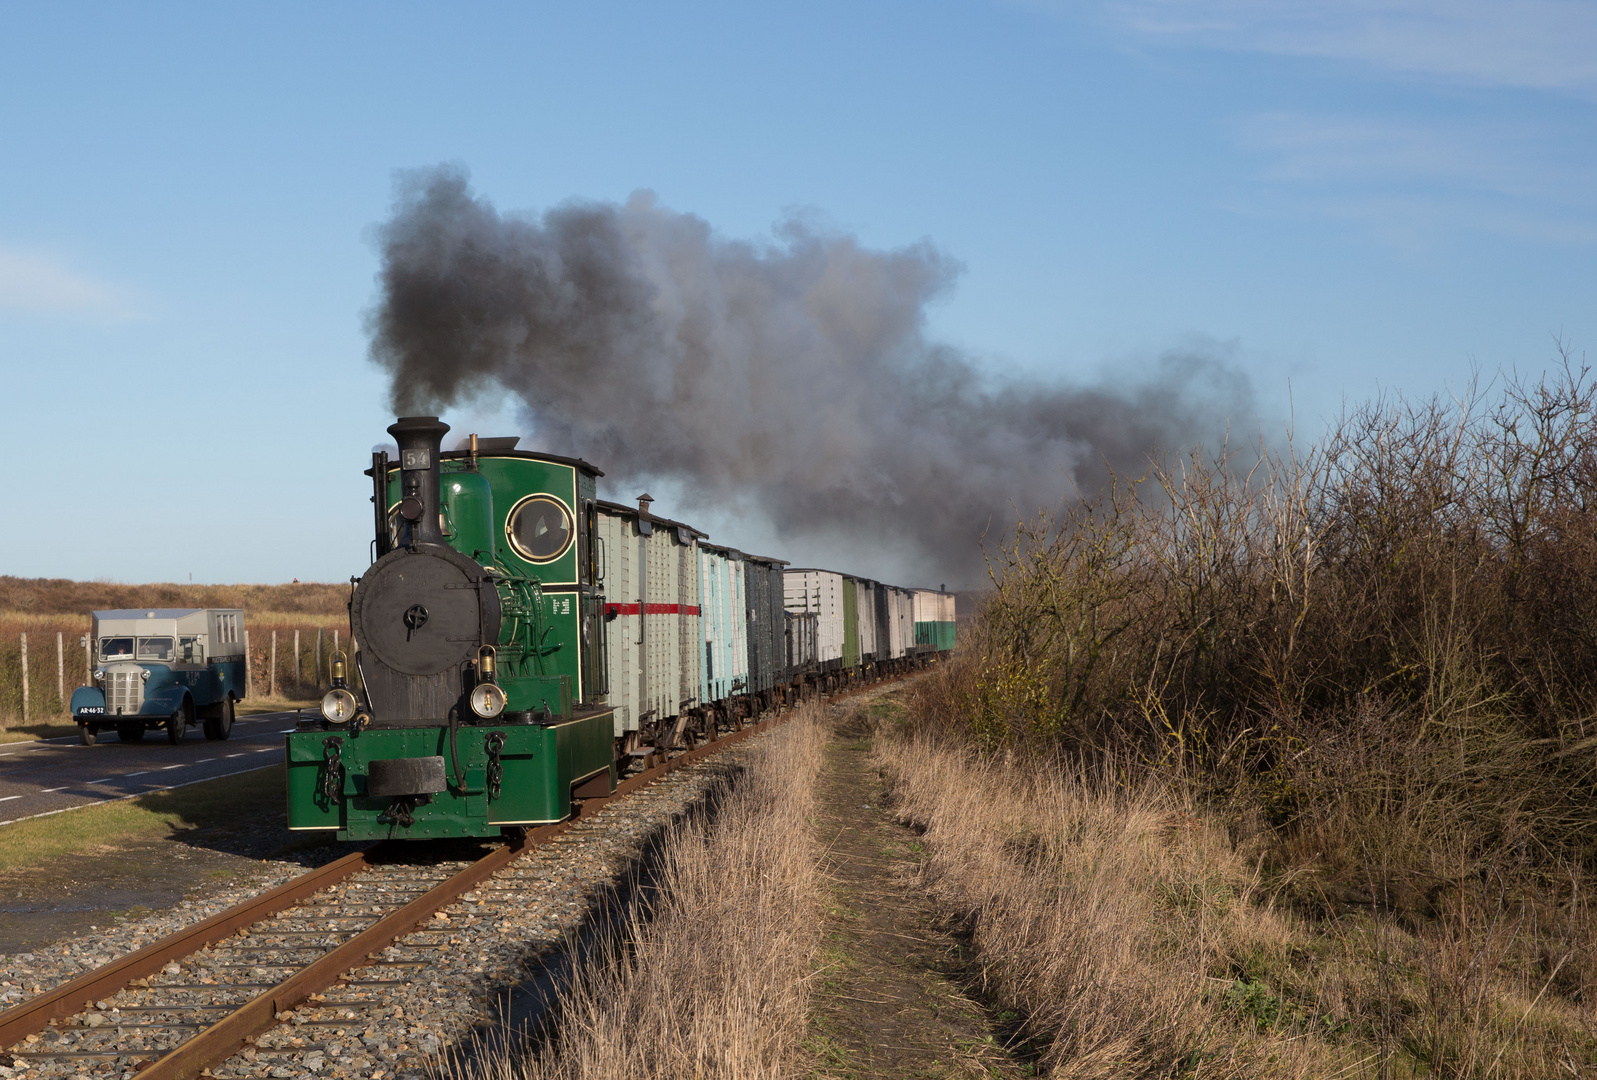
top-left (70, 608), bottom-right (246, 745)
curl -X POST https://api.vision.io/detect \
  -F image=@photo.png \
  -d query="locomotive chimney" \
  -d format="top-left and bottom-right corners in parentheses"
top-left (388, 415), bottom-right (451, 546)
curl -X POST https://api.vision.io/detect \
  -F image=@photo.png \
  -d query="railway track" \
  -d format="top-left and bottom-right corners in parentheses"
top-left (0, 684), bottom-right (862, 1080)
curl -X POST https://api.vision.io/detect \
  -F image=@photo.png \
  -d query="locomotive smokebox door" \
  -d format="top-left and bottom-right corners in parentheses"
top-left (354, 547), bottom-right (501, 677)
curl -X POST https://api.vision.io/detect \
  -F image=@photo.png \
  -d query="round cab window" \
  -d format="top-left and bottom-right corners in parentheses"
top-left (507, 496), bottom-right (574, 562)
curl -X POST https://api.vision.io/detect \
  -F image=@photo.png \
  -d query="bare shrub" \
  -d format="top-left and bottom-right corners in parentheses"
top-left (908, 356), bottom-right (1597, 1074)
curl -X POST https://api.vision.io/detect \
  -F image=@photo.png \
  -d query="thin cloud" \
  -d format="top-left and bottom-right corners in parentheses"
top-left (1239, 112), bottom-right (1597, 203)
top-left (1100, 0), bottom-right (1597, 95)
top-left (1229, 111), bottom-right (1597, 246)
top-left (0, 247), bottom-right (140, 318)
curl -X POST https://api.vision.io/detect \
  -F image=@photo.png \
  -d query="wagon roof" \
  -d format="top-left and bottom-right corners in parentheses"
top-left (94, 608), bottom-right (204, 620)
top-left (594, 499), bottom-right (708, 537)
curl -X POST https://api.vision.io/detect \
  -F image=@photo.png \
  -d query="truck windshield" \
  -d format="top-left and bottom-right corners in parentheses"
top-left (136, 637), bottom-right (175, 662)
top-left (99, 637), bottom-right (134, 661)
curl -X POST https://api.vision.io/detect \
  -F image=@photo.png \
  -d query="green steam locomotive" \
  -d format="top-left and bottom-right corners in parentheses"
top-left (285, 415), bottom-right (954, 842)
top-left (286, 417), bottom-right (613, 840)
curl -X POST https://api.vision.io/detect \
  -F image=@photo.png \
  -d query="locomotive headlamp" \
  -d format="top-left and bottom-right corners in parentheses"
top-left (321, 688), bottom-right (359, 724)
top-left (470, 682), bottom-right (507, 719)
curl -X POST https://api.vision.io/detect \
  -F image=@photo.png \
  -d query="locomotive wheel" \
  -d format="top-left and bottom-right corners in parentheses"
top-left (203, 695), bottom-right (234, 741)
top-left (117, 722), bottom-right (145, 743)
top-left (167, 701), bottom-right (191, 745)
top-left (77, 725), bottom-right (95, 746)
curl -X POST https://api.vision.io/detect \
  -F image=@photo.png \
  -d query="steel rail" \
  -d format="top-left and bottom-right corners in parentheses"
top-left (3, 674), bottom-right (899, 1080)
top-left (136, 834), bottom-right (533, 1079)
top-left (137, 696), bottom-right (811, 1079)
top-left (0, 845), bottom-right (378, 1049)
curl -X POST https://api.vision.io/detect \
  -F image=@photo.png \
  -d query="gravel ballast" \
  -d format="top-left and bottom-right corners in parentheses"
top-left (1, 728), bottom-right (777, 1080)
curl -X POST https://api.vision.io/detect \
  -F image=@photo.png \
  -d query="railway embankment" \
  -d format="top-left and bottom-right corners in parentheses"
top-left (0, 711), bottom-right (800, 1080)
top-left (454, 702), bottom-right (828, 1080)
top-left (453, 680), bottom-right (1039, 1080)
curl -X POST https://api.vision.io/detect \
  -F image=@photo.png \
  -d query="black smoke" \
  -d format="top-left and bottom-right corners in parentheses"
top-left (368, 166), bottom-right (1256, 584)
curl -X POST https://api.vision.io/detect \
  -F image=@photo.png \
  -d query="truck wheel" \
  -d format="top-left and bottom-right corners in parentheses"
top-left (167, 701), bottom-right (191, 745)
top-left (78, 724), bottom-right (96, 746)
top-left (117, 723), bottom-right (145, 743)
top-left (203, 695), bottom-right (234, 741)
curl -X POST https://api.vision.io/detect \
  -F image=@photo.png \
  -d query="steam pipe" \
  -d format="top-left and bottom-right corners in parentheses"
top-left (371, 450), bottom-right (391, 558)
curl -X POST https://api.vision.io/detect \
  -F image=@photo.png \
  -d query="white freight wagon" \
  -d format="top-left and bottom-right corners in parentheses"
top-left (890, 587), bottom-right (916, 656)
top-left (699, 543), bottom-right (749, 702)
top-left (595, 496), bottom-right (704, 739)
top-left (784, 569), bottom-right (846, 664)
top-left (853, 578), bottom-right (879, 661)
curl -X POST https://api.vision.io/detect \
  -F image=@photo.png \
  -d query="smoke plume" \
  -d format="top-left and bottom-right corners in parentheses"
top-left (369, 166), bottom-right (1255, 585)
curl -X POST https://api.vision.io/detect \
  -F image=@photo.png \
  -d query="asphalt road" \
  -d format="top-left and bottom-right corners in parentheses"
top-left (0, 710), bottom-right (308, 825)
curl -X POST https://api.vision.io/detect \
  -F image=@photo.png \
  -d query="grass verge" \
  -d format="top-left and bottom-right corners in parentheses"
top-left (0, 764), bottom-right (284, 872)
top-left (0, 723), bottom-right (77, 744)
top-left (455, 703), bottom-right (827, 1080)
top-left (877, 725), bottom-right (1597, 1078)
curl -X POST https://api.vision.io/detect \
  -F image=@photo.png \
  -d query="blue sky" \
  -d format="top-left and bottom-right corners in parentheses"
top-left (2, 1), bottom-right (1594, 585)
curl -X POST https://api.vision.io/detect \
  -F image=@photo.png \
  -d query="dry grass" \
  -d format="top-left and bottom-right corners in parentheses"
top-left (880, 732), bottom-right (1337, 1077)
top-left (0, 576), bottom-right (347, 616)
top-left (877, 730), bottom-right (1597, 1077)
top-left (454, 704), bottom-right (827, 1080)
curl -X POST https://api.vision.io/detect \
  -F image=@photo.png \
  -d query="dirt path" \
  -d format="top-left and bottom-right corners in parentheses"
top-left (808, 701), bottom-right (1033, 1079)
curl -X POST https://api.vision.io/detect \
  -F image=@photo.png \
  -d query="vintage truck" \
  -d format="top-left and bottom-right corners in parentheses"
top-left (70, 608), bottom-right (247, 745)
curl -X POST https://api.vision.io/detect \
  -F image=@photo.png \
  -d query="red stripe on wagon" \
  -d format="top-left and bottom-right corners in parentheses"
top-left (604, 603), bottom-right (701, 616)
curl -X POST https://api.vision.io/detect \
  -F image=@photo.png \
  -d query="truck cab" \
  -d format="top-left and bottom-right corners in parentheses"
top-left (70, 608), bottom-right (247, 746)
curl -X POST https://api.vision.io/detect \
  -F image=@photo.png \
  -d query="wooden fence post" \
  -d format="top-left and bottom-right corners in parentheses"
top-left (56, 632), bottom-right (64, 708)
top-left (244, 630), bottom-right (252, 698)
top-left (294, 629), bottom-right (301, 694)
top-left (315, 627), bottom-right (324, 689)
top-left (270, 630), bottom-right (277, 698)
top-left (20, 633), bottom-right (28, 725)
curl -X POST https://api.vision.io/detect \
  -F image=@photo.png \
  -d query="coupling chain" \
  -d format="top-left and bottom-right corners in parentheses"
top-left (485, 730), bottom-right (506, 802)
top-left (320, 736), bottom-right (344, 804)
